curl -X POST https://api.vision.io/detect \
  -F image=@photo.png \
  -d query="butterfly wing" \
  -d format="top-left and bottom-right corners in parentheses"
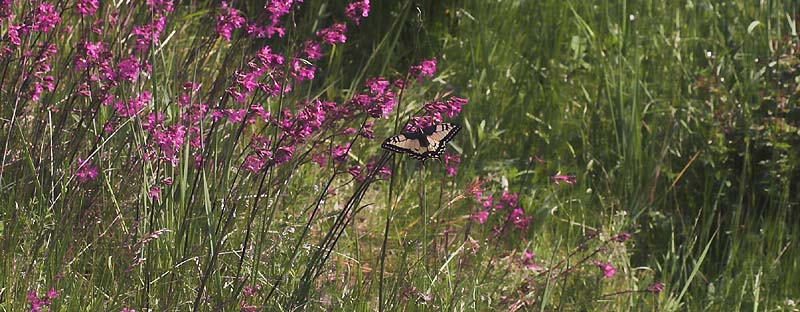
top-left (381, 133), bottom-right (428, 159)
top-left (382, 123), bottom-right (461, 160)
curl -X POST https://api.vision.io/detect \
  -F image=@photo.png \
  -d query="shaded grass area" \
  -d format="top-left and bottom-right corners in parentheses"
top-left (0, 0), bottom-right (798, 311)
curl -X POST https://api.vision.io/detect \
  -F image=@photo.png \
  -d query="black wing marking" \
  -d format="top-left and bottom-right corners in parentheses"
top-left (382, 123), bottom-right (461, 160)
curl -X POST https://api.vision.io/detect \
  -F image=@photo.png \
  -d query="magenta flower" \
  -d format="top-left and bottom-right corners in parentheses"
top-left (345, 0), bottom-right (370, 25)
top-left (77, 0), bottom-right (99, 16)
top-left (131, 16), bottom-right (167, 53)
top-left (508, 208), bottom-right (532, 230)
top-left (471, 209), bottom-right (489, 224)
top-left (348, 165), bottom-right (362, 179)
top-left (520, 250), bottom-right (543, 271)
top-left (114, 92), bottom-right (151, 118)
top-left (244, 155), bottom-right (266, 172)
top-left (611, 232), bottom-right (632, 243)
top-left (359, 121), bottom-right (375, 139)
top-left (273, 145), bottom-right (294, 164)
top-left (26, 288), bottom-right (58, 312)
top-left (646, 282), bottom-right (664, 294)
top-left (551, 174), bottom-right (576, 185)
top-left (409, 58), bottom-right (437, 82)
top-left (592, 261), bottom-right (616, 278)
top-left (32, 3), bottom-right (61, 33)
top-left (75, 158), bottom-right (98, 183)
top-left (122, 308), bottom-right (137, 312)
top-left (499, 191), bottom-right (518, 209)
top-left (444, 154), bottom-right (460, 176)
top-left (146, 0), bottom-right (174, 14)
top-left (216, 2), bottom-right (246, 41)
top-left (366, 77), bottom-right (389, 95)
top-left (312, 154), bottom-right (327, 168)
top-left (317, 23), bottom-right (347, 45)
top-left (118, 55), bottom-right (141, 82)
top-left (291, 58), bottom-right (316, 81)
top-left (148, 187), bottom-right (161, 201)
top-left (302, 40), bottom-right (322, 60)
top-left (331, 144), bottom-right (351, 162)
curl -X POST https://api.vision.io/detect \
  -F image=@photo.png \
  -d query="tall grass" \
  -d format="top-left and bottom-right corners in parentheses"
top-left (1, 0), bottom-right (798, 311)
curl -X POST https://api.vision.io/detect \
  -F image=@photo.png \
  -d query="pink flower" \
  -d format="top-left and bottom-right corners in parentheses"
top-left (359, 121), bottom-right (375, 139)
top-left (148, 187), bottom-right (161, 201)
top-left (114, 92), bottom-right (151, 118)
top-left (146, 0), bottom-right (174, 14)
top-left (302, 40), bottom-right (322, 60)
top-left (348, 165), bottom-right (362, 179)
top-left (75, 158), bottom-right (99, 183)
top-left (646, 282), bottom-right (664, 294)
top-left (507, 208), bottom-right (531, 230)
top-left (290, 58), bottom-right (315, 81)
top-left (273, 145), bottom-right (294, 164)
top-left (32, 3), bottom-right (61, 33)
top-left (611, 232), bottom-right (631, 243)
top-left (551, 174), bottom-right (576, 185)
top-left (410, 58), bottom-right (436, 82)
top-left (118, 55), bottom-right (141, 82)
top-left (471, 209), bottom-right (489, 224)
top-left (592, 261), bottom-right (616, 278)
top-left (244, 155), bottom-right (266, 172)
top-left (520, 250), bottom-right (543, 271)
top-left (216, 2), bottom-right (246, 41)
top-left (122, 308), bottom-right (137, 312)
top-left (499, 191), bottom-right (518, 209)
top-left (317, 23), bottom-right (347, 45)
top-left (46, 288), bottom-right (59, 299)
top-left (444, 154), bottom-right (460, 176)
top-left (345, 0), bottom-right (370, 25)
top-left (77, 0), bottom-right (99, 16)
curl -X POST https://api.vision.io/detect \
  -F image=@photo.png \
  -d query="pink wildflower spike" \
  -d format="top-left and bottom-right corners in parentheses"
top-left (508, 208), bottom-right (532, 230)
top-left (118, 55), bottom-right (141, 82)
top-left (301, 40), bottom-right (322, 60)
top-left (148, 187), bottom-right (161, 201)
top-left (32, 3), bottom-right (61, 33)
top-left (409, 58), bottom-right (437, 82)
top-left (216, 1), bottom-right (246, 41)
top-left (273, 145), bottom-right (294, 164)
top-left (46, 288), bottom-right (59, 299)
top-left (77, 0), bottom-right (99, 16)
top-left (345, 0), bottom-right (370, 25)
top-left (551, 174), bottom-right (576, 185)
top-left (591, 261), bottom-right (616, 278)
top-left (244, 155), bottom-right (266, 172)
top-left (471, 209), bottom-right (489, 224)
top-left (348, 165), bottom-right (362, 178)
top-left (317, 23), bottom-right (347, 45)
top-left (75, 158), bottom-right (99, 183)
top-left (444, 154), bottom-right (460, 177)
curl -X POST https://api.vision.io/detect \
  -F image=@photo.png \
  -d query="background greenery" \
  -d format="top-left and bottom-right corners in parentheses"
top-left (1, 0), bottom-right (799, 311)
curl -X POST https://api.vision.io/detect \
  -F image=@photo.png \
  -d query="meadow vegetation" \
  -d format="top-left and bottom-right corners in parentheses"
top-left (1, 0), bottom-right (799, 311)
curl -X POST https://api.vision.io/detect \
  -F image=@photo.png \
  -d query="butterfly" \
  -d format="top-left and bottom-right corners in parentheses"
top-left (381, 123), bottom-right (461, 160)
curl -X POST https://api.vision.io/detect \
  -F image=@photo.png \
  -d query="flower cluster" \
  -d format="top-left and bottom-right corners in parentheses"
top-left (216, 1), bottom-right (246, 41)
top-left (26, 288), bottom-right (59, 312)
top-left (345, 0), bottom-right (370, 25)
top-left (470, 185), bottom-right (531, 232)
top-left (75, 158), bottom-right (99, 183)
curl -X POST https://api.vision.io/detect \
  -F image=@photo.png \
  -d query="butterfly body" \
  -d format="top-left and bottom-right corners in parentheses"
top-left (381, 123), bottom-right (461, 160)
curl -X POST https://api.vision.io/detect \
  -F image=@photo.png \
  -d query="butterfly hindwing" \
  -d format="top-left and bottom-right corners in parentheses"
top-left (382, 122), bottom-right (461, 160)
